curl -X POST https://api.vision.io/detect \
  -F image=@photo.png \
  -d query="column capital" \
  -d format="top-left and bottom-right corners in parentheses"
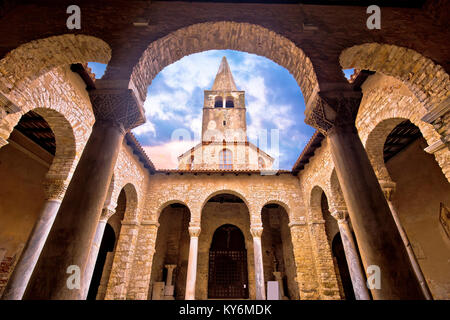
top-left (330, 208), bottom-right (349, 222)
top-left (100, 207), bottom-right (116, 222)
top-left (43, 178), bottom-right (69, 201)
top-left (89, 82), bottom-right (145, 132)
top-left (250, 225), bottom-right (264, 238)
top-left (188, 226), bottom-right (201, 237)
top-left (165, 264), bottom-right (177, 271)
top-left (379, 180), bottom-right (396, 201)
top-left (305, 90), bottom-right (362, 135)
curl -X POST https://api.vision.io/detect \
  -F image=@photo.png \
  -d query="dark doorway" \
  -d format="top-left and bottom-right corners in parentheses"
top-left (332, 232), bottom-right (355, 300)
top-left (87, 223), bottom-right (116, 300)
top-left (208, 224), bottom-right (248, 299)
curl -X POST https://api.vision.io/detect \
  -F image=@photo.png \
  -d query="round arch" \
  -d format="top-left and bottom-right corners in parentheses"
top-left (0, 34), bottom-right (111, 94)
top-left (11, 108), bottom-right (77, 182)
top-left (329, 169), bottom-right (346, 210)
top-left (260, 200), bottom-right (291, 219)
top-left (130, 21), bottom-right (318, 105)
top-left (200, 189), bottom-right (251, 215)
top-left (340, 43), bottom-right (450, 111)
top-left (310, 185), bottom-right (329, 221)
top-left (156, 199), bottom-right (191, 220)
top-left (119, 183), bottom-right (139, 222)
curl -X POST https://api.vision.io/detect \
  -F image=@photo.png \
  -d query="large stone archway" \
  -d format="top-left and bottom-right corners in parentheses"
top-left (340, 43), bottom-right (450, 111)
top-left (0, 34), bottom-right (111, 95)
top-left (130, 21), bottom-right (319, 107)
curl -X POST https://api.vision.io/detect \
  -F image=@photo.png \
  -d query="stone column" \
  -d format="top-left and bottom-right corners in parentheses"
top-left (104, 219), bottom-right (140, 300)
top-left (185, 225), bottom-right (201, 300)
top-left (2, 178), bottom-right (68, 300)
top-left (288, 218), bottom-right (320, 300)
top-left (306, 90), bottom-right (424, 299)
top-left (382, 185), bottom-right (433, 300)
top-left (81, 205), bottom-right (116, 299)
top-left (330, 208), bottom-right (370, 300)
top-left (165, 264), bottom-right (176, 287)
top-left (250, 225), bottom-right (266, 300)
top-left (125, 220), bottom-right (159, 300)
top-left (24, 85), bottom-right (145, 300)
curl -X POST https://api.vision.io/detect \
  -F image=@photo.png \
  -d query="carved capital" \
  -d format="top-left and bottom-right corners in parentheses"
top-left (250, 225), bottom-right (264, 238)
top-left (379, 180), bottom-right (396, 201)
top-left (305, 90), bottom-right (362, 135)
top-left (89, 84), bottom-right (145, 131)
top-left (188, 226), bottom-right (201, 237)
top-left (330, 208), bottom-right (349, 222)
top-left (43, 179), bottom-right (68, 201)
top-left (100, 207), bottom-right (116, 222)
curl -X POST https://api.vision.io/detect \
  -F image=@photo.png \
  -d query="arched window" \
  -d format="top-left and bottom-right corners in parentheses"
top-left (225, 96), bottom-right (234, 108)
top-left (219, 149), bottom-right (232, 169)
top-left (214, 96), bottom-right (223, 108)
top-left (258, 157), bottom-right (265, 169)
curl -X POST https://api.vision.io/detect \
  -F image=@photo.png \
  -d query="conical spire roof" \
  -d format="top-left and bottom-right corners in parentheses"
top-left (211, 56), bottom-right (238, 91)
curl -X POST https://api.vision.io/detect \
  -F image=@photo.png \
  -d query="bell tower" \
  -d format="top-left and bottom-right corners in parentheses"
top-left (201, 57), bottom-right (247, 143)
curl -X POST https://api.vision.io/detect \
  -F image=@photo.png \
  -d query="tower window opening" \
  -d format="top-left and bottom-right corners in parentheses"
top-left (225, 97), bottom-right (234, 108)
top-left (219, 149), bottom-right (233, 170)
top-left (214, 96), bottom-right (223, 108)
top-left (223, 120), bottom-right (226, 126)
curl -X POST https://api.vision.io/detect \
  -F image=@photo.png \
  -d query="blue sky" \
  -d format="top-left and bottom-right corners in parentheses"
top-left (89, 52), bottom-right (352, 170)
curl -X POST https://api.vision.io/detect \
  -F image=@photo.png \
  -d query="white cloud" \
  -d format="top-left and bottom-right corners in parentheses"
top-left (143, 139), bottom-right (198, 169)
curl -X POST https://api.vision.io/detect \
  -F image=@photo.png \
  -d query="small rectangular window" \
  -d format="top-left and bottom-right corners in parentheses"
top-left (223, 120), bottom-right (226, 126)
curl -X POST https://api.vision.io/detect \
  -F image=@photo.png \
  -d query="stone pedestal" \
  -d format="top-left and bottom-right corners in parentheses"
top-left (272, 272), bottom-right (288, 300)
top-left (164, 264), bottom-right (176, 299)
top-left (2, 179), bottom-right (68, 300)
top-left (152, 282), bottom-right (165, 300)
top-left (330, 209), bottom-right (370, 300)
top-left (251, 225), bottom-right (266, 300)
top-left (185, 226), bottom-right (200, 300)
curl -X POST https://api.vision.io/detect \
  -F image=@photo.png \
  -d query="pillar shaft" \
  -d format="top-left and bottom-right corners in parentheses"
top-left (2, 178), bottom-right (67, 300)
top-left (251, 226), bottom-right (266, 300)
top-left (331, 210), bottom-right (370, 300)
top-left (328, 124), bottom-right (424, 299)
top-left (185, 226), bottom-right (200, 300)
top-left (82, 207), bottom-right (116, 299)
top-left (24, 120), bottom-right (126, 299)
top-left (383, 188), bottom-right (433, 300)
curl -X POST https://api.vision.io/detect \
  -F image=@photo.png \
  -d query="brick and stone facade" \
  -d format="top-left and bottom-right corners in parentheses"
top-left (0, 1), bottom-right (449, 300)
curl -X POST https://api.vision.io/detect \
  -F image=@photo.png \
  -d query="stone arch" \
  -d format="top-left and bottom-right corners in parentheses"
top-left (8, 108), bottom-right (77, 183)
top-left (130, 21), bottom-right (318, 105)
top-left (329, 169), bottom-right (346, 210)
top-left (364, 117), bottom-right (409, 183)
top-left (201, 189), bottom-right (251, 215)
top-left (310, 185), bottom-right (329, 221)
top-left (356, 73), bottom-right (449, 182)
top-left (156, 199), bottom-right (191, 220)
top-left (118, 183), bottom-right (139, 222)
top-left (260, 199), bottom-right (291, 220)
top-left (340, 43), bottom-right (450, 111)
top-left (0, 34), bottom-right (111, 94)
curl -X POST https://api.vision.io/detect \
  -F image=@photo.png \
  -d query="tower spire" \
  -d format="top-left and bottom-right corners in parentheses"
top-left (211, 56), bottom-right (237, 91)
